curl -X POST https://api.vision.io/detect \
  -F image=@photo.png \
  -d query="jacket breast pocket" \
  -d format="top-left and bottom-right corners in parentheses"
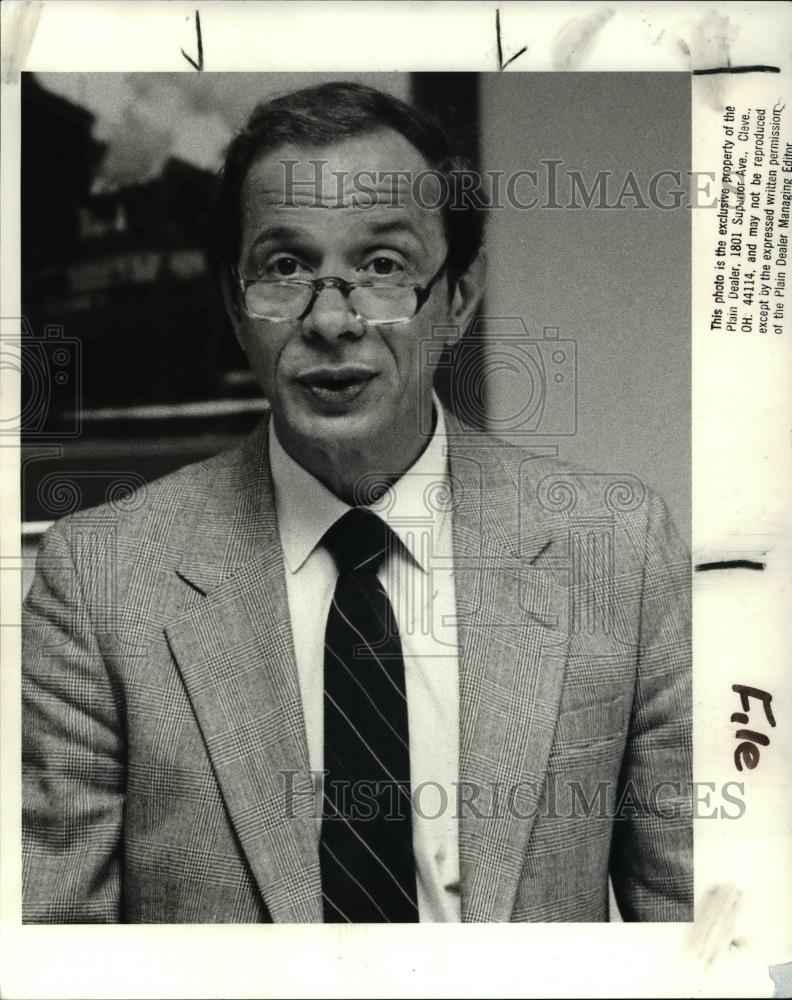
top-left (551, 693), bottom-right (629, 754)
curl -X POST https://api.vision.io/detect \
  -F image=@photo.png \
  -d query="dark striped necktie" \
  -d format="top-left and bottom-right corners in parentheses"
top-left (319, 507), bottom-right (419, 923)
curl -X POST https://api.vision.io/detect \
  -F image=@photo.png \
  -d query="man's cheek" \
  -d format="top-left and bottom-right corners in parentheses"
top-left (245, 335), bottom-right (284, 393)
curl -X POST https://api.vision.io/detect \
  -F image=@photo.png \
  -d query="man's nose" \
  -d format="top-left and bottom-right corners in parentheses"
top-left (302, 285), bottom-right (365, 342)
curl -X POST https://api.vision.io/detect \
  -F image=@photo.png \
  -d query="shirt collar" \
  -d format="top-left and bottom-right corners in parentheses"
top-left (269, 394), bottom-right (449, 575)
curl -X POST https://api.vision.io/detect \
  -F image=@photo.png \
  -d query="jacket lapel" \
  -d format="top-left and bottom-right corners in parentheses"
top-left (445, 423), bottom-right (570, 922)
top-left (164, 417), bottom-right (322, 923)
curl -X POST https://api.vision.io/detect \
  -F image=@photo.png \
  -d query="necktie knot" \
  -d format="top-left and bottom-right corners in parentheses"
top-left (322, 508), bottom-right (393, 575)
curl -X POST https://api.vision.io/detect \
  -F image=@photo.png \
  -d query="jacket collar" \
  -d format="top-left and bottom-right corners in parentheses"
top-left (175, 409), bottom-right (555, 594)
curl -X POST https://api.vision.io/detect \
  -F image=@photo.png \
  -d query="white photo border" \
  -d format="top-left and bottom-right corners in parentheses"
top-left (1, 3), bottom-right (790, 998)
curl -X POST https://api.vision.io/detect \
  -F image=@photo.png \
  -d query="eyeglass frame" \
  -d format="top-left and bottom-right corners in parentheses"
top-left (232, 256), bottom-right (450, 326)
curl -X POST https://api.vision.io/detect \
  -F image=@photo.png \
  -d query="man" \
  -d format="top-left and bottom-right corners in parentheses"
top-left (22, 82), bottom-right (692, 923)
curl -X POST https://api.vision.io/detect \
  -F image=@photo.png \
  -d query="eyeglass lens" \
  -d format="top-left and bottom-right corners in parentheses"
top-left (244, 283), bottom-right (418, 323)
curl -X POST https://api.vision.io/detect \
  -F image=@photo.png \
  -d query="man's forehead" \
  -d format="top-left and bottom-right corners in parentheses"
top-left (240, 130), bottom-right (443, 212)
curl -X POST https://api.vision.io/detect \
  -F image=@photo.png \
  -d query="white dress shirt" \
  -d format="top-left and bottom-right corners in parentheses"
top-left (269, 399), bottom-right (461, 922)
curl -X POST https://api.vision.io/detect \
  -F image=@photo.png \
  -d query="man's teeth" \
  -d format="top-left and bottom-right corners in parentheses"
top-left (315, 377), bottom-right (363, 389)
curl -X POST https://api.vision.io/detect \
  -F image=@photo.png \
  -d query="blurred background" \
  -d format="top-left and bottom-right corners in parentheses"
top-left (20, 70), bottom-right (690, 569)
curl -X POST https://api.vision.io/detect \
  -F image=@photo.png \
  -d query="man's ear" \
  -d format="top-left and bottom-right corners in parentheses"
top-left (444, 248), bottom-right (486, 348)
top-left (219, 268), bottom-right (246, 352)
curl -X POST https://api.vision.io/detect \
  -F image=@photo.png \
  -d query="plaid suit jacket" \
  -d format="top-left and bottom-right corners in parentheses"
top-left (22, 411), bottom-right (693, 923)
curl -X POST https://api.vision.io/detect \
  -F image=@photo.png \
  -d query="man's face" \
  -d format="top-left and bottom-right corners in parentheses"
top-left (229, 130), bottom-right (474, 465)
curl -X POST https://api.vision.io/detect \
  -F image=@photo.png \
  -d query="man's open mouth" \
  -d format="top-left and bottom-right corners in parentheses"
top-left (296, 368), bottom-right (378, 405)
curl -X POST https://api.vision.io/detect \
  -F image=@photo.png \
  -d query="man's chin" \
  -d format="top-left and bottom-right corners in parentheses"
top-left (277, 396), bottom-right (387, 453)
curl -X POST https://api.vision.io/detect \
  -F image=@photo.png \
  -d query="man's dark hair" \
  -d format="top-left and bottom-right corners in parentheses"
top-left (211, 81), bottom-right (485, 285)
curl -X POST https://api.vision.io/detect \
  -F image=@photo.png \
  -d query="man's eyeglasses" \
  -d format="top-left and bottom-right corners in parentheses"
top-left (235, 259), bottom-right (448, 326)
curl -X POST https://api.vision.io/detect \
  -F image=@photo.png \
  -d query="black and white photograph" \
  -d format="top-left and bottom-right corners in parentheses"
top-left (19, 67), bottom-right (692, 924)
top-left (1, 2), bottom-right (789, 998)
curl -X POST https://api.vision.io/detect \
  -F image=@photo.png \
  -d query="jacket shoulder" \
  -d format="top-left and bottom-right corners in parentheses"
top-left (447, 417), bottom-right (658, 525)
top-left (37, 421), bottom-right (264, 551)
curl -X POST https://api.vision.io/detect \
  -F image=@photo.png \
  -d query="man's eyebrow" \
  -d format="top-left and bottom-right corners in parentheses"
top-left (244, 225), bottom-right (316, 257)
top-left (246, 220), bottom-right (431, 257)
top-left (248, 225), bottom-right (312, 245)
top-left (361, 218), bottom-right (428, 252)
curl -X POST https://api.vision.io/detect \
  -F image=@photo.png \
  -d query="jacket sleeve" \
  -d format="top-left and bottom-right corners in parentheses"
top-left (22, 522), bottom-right (125, 922)
top-left (609, 492), bottom-right (693, 921)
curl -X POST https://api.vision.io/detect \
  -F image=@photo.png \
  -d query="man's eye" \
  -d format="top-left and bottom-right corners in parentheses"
top-left (267, 256), bottom-right (306, 278)
top-left (361, 257), bottom-right (404, 278)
